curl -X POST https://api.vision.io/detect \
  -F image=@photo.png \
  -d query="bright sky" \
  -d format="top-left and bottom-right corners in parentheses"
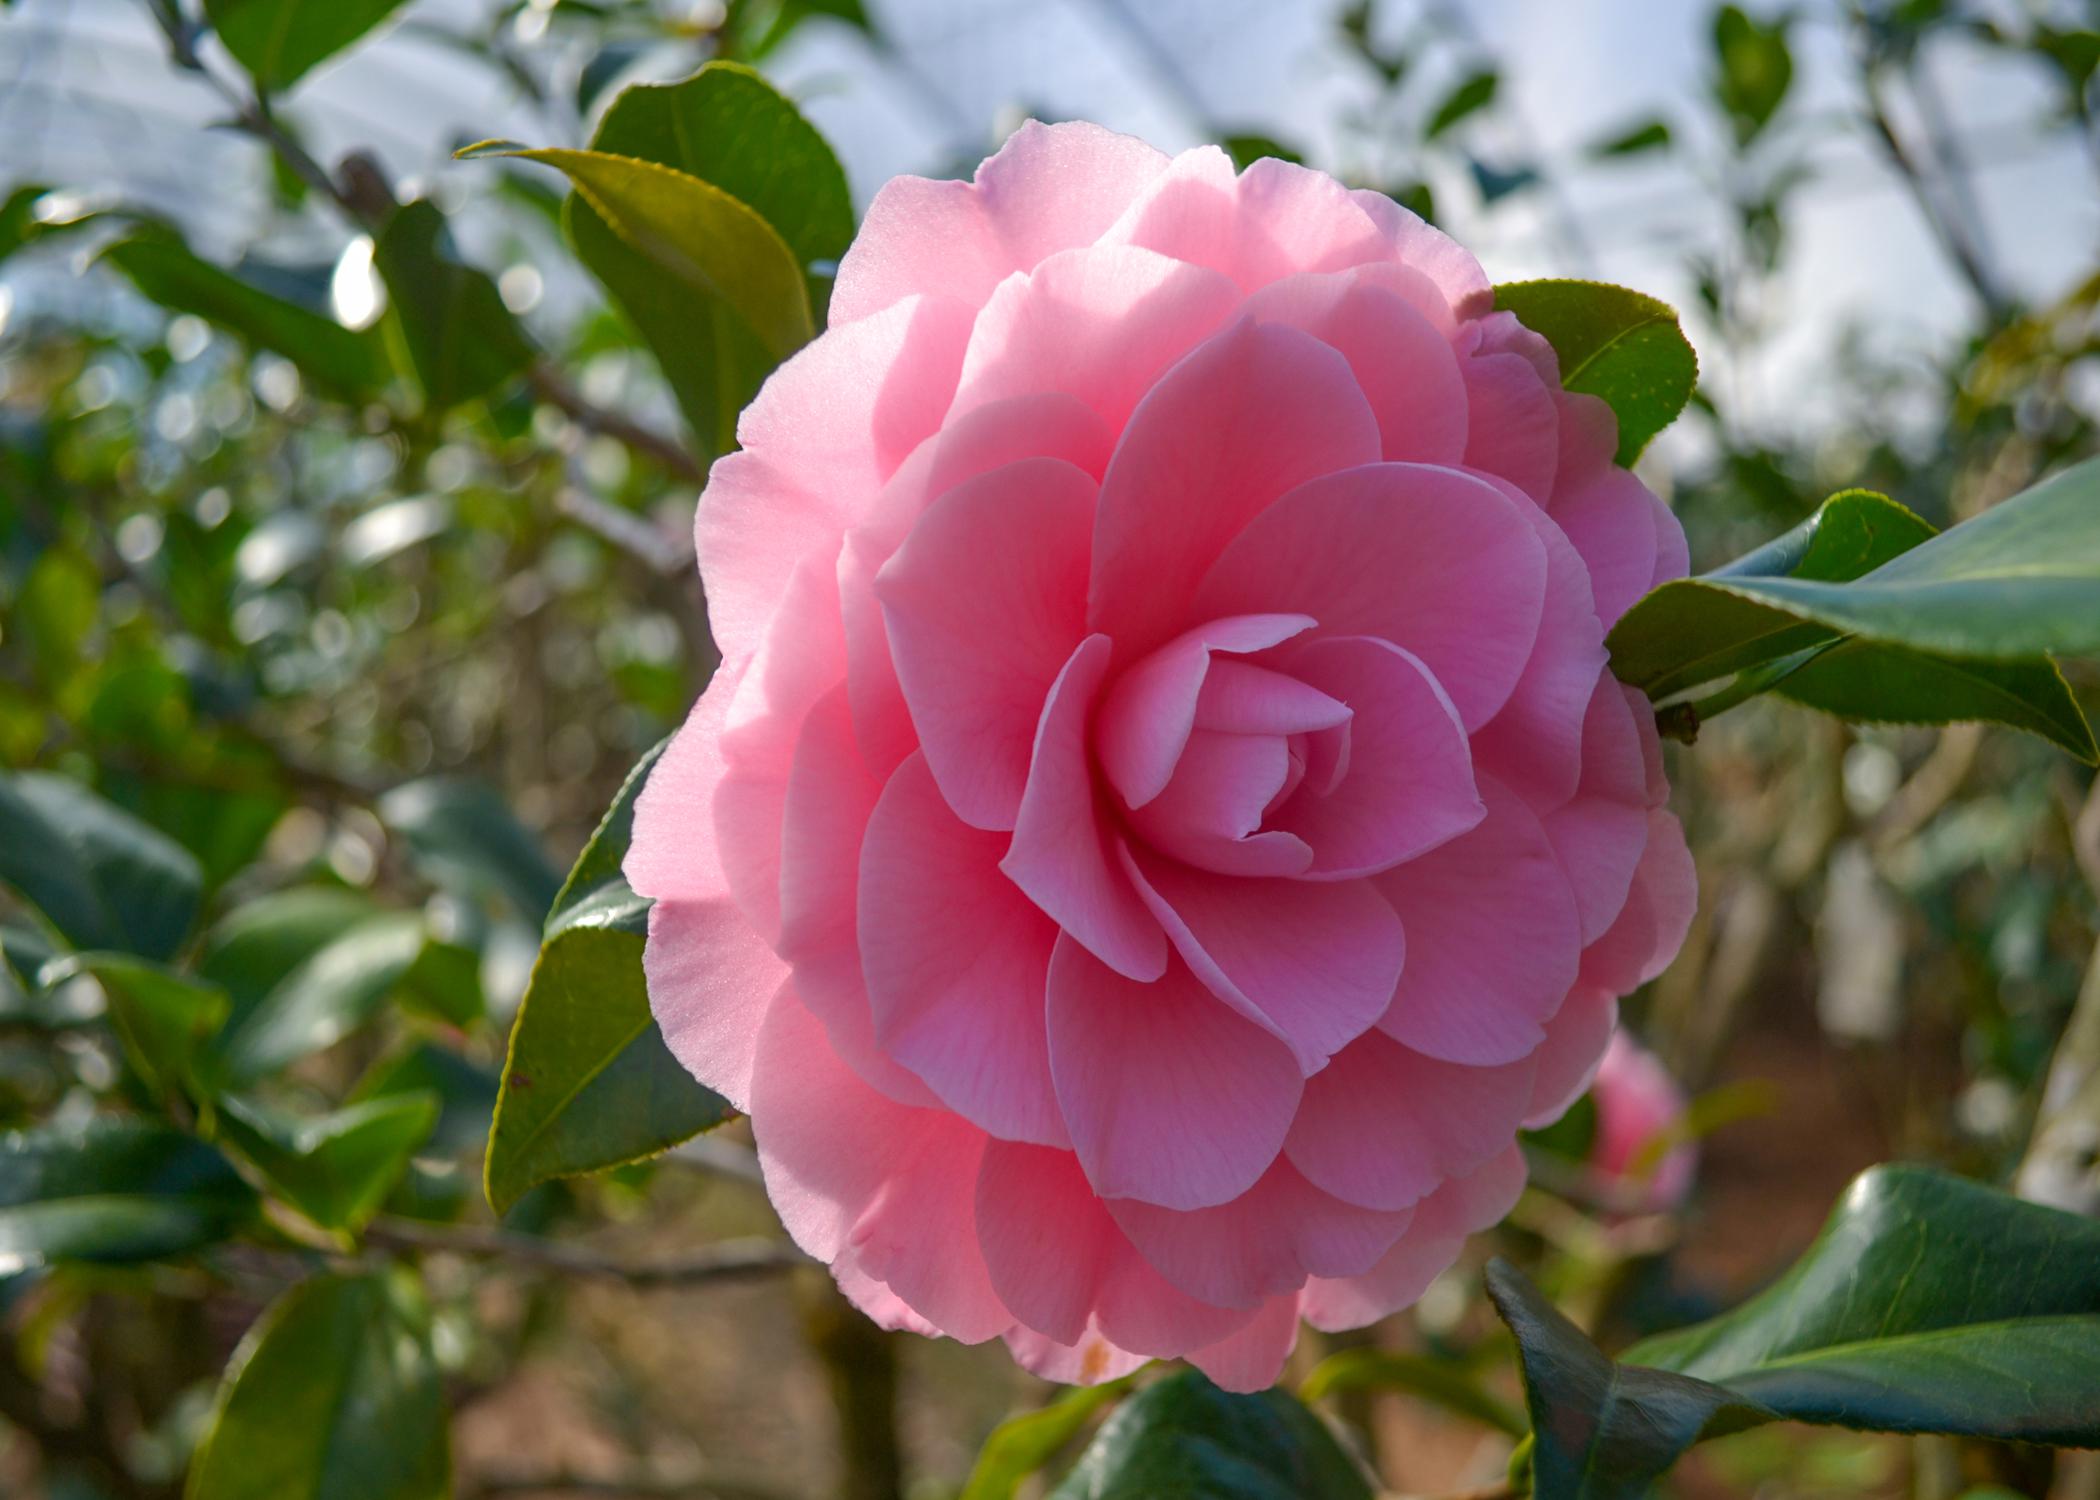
top-left (2, 0), bottom-right (2092, 438)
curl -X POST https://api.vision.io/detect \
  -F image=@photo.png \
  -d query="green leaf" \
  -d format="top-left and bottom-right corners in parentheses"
top-left (461, 141), bottom-right (813, 362)
top-left (1492, 279), bottom-right (1697, 465)
top-left (963, 1380), bottom-right (1134, 1500)
top-left (0, 772), bottom-right (204, 960)
top-left (723, 0), bottom-right (873, 61)
top-left (187, 1270), bottom-right (449, 1500)
top-left (1221, 134), bottom-right (1306, 170)
top-left (45, 954), bottom-right (229, 1100)
top-left (485, 741), bottom-right (728, 1214)
top-left (1590, 118), bottom-right (1673, 157)
top-left (1711, 4), bottom-right (1794, 147)
top-left (378, 776), bottom-right (561, 924)
top-left (198, 886), bottom-right (380, 1034)
top-left (1425, 68), bottom-right (1499, 140)
top-left (212, 912), bottom-right (431, 1083)
top-left (0, 1117), bottom-right (254, 1272)
top-left (14, 544), bottom-right (98, 684)
top-left (1609, 469), bottom-right (2100, 760)
top-left (201, 0), bottom-right (412, 92)
top-left (1489, 1166), bottom-right (2100, 1499)
top-left (1049, 1370), bottom-right (1372, 1500)
top-left (99, 227), bottom-right (386, 398)
top-left (372, 199), bottom-right (535, 412)
top-left (1299, 1349), bottom-right (1525, 1436)
top-left (217, 1093), bottom-right (438, 1230)
top-left (562, 63), bottom-right (848, 451)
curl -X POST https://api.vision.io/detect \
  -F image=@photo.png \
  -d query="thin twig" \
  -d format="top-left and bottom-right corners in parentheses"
top-left (532, 363), bottom-right (707, 485)
top-left (363, 1221), bottom-right (813, 1286)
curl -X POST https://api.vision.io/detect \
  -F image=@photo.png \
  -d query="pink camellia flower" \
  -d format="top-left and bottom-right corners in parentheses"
top-left (628, 122), bottom-right (1696, 1391)
top-left (1587, 1033), bottom-right (1698, 1212)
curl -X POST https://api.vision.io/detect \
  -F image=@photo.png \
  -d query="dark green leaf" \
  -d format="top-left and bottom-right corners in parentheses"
top-left (99, 227), bottom-right (385, 398)
top-left (187, 1270), bottom-right (450, 1500)
top-left (1590, 118), bottom-right (1673, 157)
top-left (963, 1380), bottom-right (1134, 1500)
top-left (485, 742), bottom-right (727, 1214)
top-left (0, 184), bottom-right (52, 263)
top-left (378, 775), bottom-right (561, 923)
top-left (723, 0), bottom-right (873, 61)
top-left (1299, 1349), bottom-right (1525, 1437)
top-left (1221, 134), bottom-right (1306, 169)
top-left (212, 912), bottom-right (430, 1083)
top-left (1425, 68), bottom-right (1499, 140)
top-left (1712, 4), bottom-right (1794, 147)
top-left (201, 0), bottom-right (413, 91)
top-left (1049, 1369), bottom-right (1372, 1500)
top-left (353, 1041), bottom-right (499, 1155)
top-left (1490, 1166), bottom-right (2100, 1499)
top-left (218, 1092), bottom-right (438, 1230)
top-left (372, 199), bottom-right (535, 412)
top-left (460, 142), bottom-right (813, 361)
top-left (0, 1117), bottom-right (254, 1272)
top-left (44, 954), bottom-right (229, 1100)
top-left (1492, 279), bottom-right (1697, 465)
top-left (1609, 468), bottom-right (2100, 760)
top-left (0, 772), bottom-right (203, 960)
top-left (198, 886), bottom-right (380, 1034)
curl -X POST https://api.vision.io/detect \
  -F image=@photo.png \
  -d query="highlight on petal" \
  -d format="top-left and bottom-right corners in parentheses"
top-left (1001, 636), bottom-right (1168, 980)
top-left (875, 456), bottom-right (1096, 830)
top-left (1047, 937), bottom-right (1302, 1211)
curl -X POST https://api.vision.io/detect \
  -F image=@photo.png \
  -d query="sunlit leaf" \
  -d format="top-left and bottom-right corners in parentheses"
top-left (1493, 279), bottom-right (1697, 465)
top-left (201, 0), bottom-right (412, 92)
top-left (0, 772), bottom-right (203, 961)
top-left (218, 1092), bottom-right (439, 1230)
top-left (372, 199), bottom-right (535, 411)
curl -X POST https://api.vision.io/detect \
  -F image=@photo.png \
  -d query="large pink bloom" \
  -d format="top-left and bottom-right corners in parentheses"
top-left (628, 122), bottom-right (1696, 1391)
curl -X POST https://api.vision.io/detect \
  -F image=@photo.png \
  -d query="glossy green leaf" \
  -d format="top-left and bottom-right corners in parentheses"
top-left (486, 741), bottom-right (728, 1214)
top-left (1299, 1349), bottom-right (1525, 1436)
top-left (1489, 1166), bottom-right (2100, 1500)
top-left (1712, 4), bottom-right (1794, 147)
top-left (198, 886), bottom-right (380, 1034)
top-left (201, 0), bottom-right (412, 91)
top-left (218, 1093), bottom-right (438, 1230)
top-left (212, 912), bottom-right (430, 1083)
top-left (187, 1270), bottom-right (449, 1500)
top-left (99, 228), bottom-right (385, 397)
top-left (378, 775), bottom-right (561, 924)
top-left (723, 0), bottom-right (873, 61)
top-left (1591, 118), bottom-right (1673, 157)
top-left (565, 63), bottom-right (848, 450)
top-left (1492, 279), bottom-right (1697, 465)
top-left (372, 199), bottom-right (535, 411)
top-left (963, 1380), bottom-right (1134, 1500)
top-left (1609, 469), bottom-right (2100, 760)
top-left (1049, 1370), bottom-right (1372, 1500)
top-left (0, 772), bottom-right (203, 960)
top-left (462, 141), bottom-right (813, 362)
top-left (46, 954), bottom-right (229, 1100)
top-left (1425, 68), bottom-right (1499, 140)
top-left (0, 1117), bottom-right (254, 1272)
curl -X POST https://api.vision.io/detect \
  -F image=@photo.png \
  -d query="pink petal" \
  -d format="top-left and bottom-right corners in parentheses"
top-left (831, 120), bottom-right (1170, 326)
top-left (749, 989), bottom-right (1010, 1342)
top-left (1546, 393), bottom-right (1687, 627)
top-left (1466, 483), bottom-right (1607, 811)
top-left (1004, 1322), bottom-right (1147, 1386)
top-left (1088, 318), bottom-right (1381, 657)
top-left (876, 456), bottom-right (1095, 831)
top-left (1542, 673), bottom-right (1655, 942)
top-left (643, 904), bottom-right (784, 1114)
top-left (976, 1139), bottom-right (1256, 1354)
top-left (1299, 1146), bottom-right (1527, 1332)
top-left (1047, 937), bottom-right (1302, 1211)
top-left (1458, 311), bottom-right (1561, 501)
top-left (1193, 463), bottom-right (1548, 732)
top-left (1373, 774), bottom-right (1582, 1066)
top-left (1105, 148), bottom-right (1391, 293)
top-left (947, 244), bottom-right (1240, 433)
top-left (1579, 810), bottom-right (1697, 995)
top-left (1123, 848), bottom-right (1405, 1074)
top-left (776, 686), bottom-right (939, 1106)
top-left (1187, 1294), bottom-right (1303, 1394)
top-left (1271, 635), bottom-right (1484, 879)
top-left (1243, 268), bottom-right (1469, 464)
top-left (1002, 636), bottom-right (1168, 980)
top-left (1122, 728), bottom-right (1303, 877)
top-left (628, 655), bottom-right (744, 906)
top-left (859, 752), bottom-right (1066, 1147)
top-left (1109, 1154), bottom-right (1414, 1308)
top-left (1524, 985), bottom-right (1620, 1128)
top-left (1196, 659), bottom-right (1353, 737)
top-left (699, 294), bottom-right (974, 667)
top-left (1094, 614), bottom-right (1320, 810)
top-left (1285, 1030), bottom-right (1534, 1211)
top-left (1350, 188), bottom-right (1493, 324)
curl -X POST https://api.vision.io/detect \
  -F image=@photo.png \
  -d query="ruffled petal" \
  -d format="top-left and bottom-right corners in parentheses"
top-left (1457, 312), bottom-right (1560, 501)
top-left (1186, 1294), bottom-right (1303, 1393)
top-left (1542, 672), bottom-right (1655, 942)
top-left (1349, 188), bottom-right (1493, 325)
top-left (1578, 810), bottom-right (1697, 994)
top-left (1524, 985), bottom-right (1620, 1128)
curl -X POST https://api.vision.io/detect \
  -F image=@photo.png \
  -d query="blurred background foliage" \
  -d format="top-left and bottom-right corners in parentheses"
top-left (0, 0), bottom-right (2098, 1497)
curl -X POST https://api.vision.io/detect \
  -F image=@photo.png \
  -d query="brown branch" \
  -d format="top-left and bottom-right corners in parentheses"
top-left (363, 1221), bottom-right (813, 1287)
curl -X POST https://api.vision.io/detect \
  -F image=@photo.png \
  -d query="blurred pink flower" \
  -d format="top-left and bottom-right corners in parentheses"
top-left (628, 121), bottom-right (1695, 1391)
top-left (1587, 1033), bottom-right (1698, 1212)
